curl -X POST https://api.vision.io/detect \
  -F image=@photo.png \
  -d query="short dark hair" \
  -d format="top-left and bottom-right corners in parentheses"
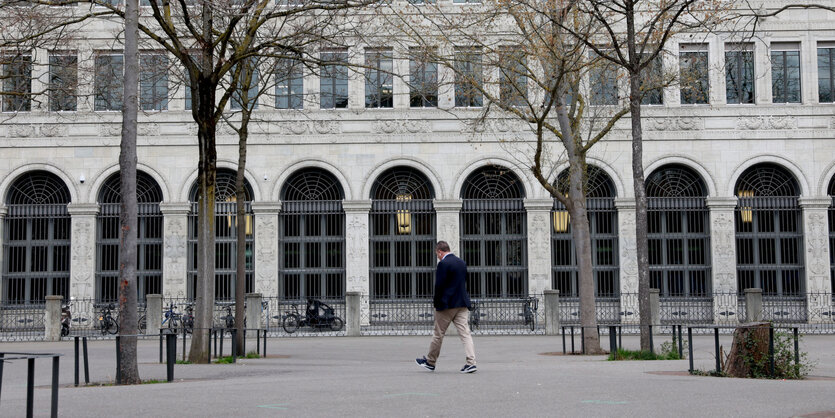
top-left (435, 241), bottom-right (450, 252)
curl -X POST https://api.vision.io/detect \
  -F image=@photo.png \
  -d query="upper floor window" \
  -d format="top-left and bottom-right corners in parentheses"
top-left (49, 53), bottom-right (77, 112)
top-left (2, 54), bottom-right (32, 112)
top-left (95, 54), bottom-right (124, 111)
top-left (725, 44), bottom-right (754, 104)
top-left (365, 49), bottom-right (393, 108)
top-left (639, 53), bottom-right (663, 105)
top-left (679, 44), bottom-right (709, 105)
top-left (453, 0), bottom-right (479, 3)
top-left (455, 47), bottom-right (483, 107)
top-left (140, 54), bottom-right (169, 111)
top-left (589, 51), bottom-right (618, 106)
top-left (499, 49), bottom-right (527, 107)
top-left (320, 50), bottom-right (348, 109)
top-left (409, 48), bottom-right (437, 107)
top-left (818, 43), bottom-right (835, 103)
top-left (231, 58), bottom-right (260, 111)
top-left (771, 43), bottom-right (801, 104)
top-left (275, 57), bottom-right (303, 109)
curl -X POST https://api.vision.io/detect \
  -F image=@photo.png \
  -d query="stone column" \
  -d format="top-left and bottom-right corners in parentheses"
top-left (251, 202), bottom-right (281, 298)
top-left (67, 203), bottom-right (98, 302)
top-left (615, 198), bottom-right (639, 324)
top-left (544, 289), bottom-right (560, 336)
top-left (159, 203), bottom-right (190, 299)
top-left (524, 199), bottom-right (553, 296)
top-left (343, 200), bottom-right (371, 324)
top-left (707, 197), bottom-right (739, 325)
top-left (146, 294), bottom-right (163, 335)
top-left (434, 200), bottom-right (462, 254)
top-left (0, 205), bottom-right (6, 300)
top-left (245, 293), bottom-right (262, 337)
top-left (45, 295), bottom-right (62, 341)
top-left (799, 197), bottom-right (833, 323)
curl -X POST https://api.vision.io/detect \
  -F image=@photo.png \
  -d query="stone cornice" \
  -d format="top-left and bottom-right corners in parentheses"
top-left (66, 203), bottom-right (99, 216)
top-left (158, 202), bottom-right (191, 215)
top-left (523, 199), bottom-right (554, 211)
top-left (250, 201), bottom-right (282, 213)
top-left (0, 205), bottom-right (7, 217)
top-left (614, 198), bottom-right (637, 210)
top-left (706, 197), bottom-right (739, 209)
top-left (798, 197), bottom-right (832, 209)
top-left (342, 200), bottom-right (372, 212)
top-left (433, 199), bottom-right (463, 211)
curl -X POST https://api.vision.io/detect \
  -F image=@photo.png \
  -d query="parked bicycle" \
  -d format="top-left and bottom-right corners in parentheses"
top-left (98, 303), bottom-right (119, 335)
top-left (182, 304), bottom-right (194, 334)
top-left (520, 297), bottom-right (538, 332)
top-left (61, 301), bottom-right (73, 337)
top-left (468, 301), bottom-right (484, 330)
top-left (282, 298), bottom-right (344, 334)
top-left (162, 303), bottom-right (182, 331)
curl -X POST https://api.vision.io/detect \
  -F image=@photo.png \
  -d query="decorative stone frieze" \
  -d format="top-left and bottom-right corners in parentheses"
top-left (706, 197), bottom-right (739, 324)
top-left (615, 198), bottom-right (639, 323)
top-left (251, 202), bottom-right (281, 297)
top-left (736, 116), bottom-right (797, 130)
top-left (525, 199), bottom-right (553, 295)
top-left (160, 202), bottom-right (190, 298)
top-left (67, 203), bottom-right (98, 301)
top-left (799, 197), bottom-right (833, 323)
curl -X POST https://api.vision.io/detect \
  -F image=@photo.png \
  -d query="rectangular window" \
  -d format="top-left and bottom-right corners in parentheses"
top-left (453, 0), bottom-right (479, 3)
top-left (409, 48), bottom-right (438, 107)
top-left (455, 47), bottom-right (482, 107)
top-left (679, 45), bottom-right (709, 105)
top-left (817, 44), bottom-right (834, 103)
top-left (320, 50), bottom-right (348, 109)
top-left (640, 53), bottom-right (663, 105)
top-left (2, 54), bottom-right (32, 112)
top-left (365, 49), bottom-right (393, 108)
top-left (589, 52), bottom-right (618, 106)
top-left (140, 54), bottom-right (168, 111)
top-left (725, 44), bottom-right (755, 104)
top-left (500, 49), bottom-right (527, 107)
top-left (771, 43), bottom-right (801, 103)
top-left (275, 58), bottom-right (303, 109)
top-left (231, 59), bottom-right (259, 110)
top-left (49, 53), bottom-right (77, 112)
top-left (95, 54), bottom-right (124, 111)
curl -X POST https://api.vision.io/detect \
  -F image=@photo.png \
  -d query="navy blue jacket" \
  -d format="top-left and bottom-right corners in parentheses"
top-left (433, 254), bottom-right (472, 311)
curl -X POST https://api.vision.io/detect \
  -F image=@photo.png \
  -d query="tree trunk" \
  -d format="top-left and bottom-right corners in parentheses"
top-left (724, 322), bottom-right (771, 377)
top-left (117, 0), bottom-right (140, 384)
top-left (234, 111), bottom-right (250, 356)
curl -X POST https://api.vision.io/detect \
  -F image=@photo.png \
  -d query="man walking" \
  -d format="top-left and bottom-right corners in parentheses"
top-left (416, 241), bottom-right (477, 373)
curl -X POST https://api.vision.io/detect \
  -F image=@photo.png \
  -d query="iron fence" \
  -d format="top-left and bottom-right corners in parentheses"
top-left (0, 301), bottom-right (46, 341)
top-left (262, 296), bottom-right (347, 337)
top-left (559, 296), bottom-right (622, 325)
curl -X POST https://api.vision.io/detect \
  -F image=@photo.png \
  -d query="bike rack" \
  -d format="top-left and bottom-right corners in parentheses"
top-left (0, 352), bottom-right (63, 418)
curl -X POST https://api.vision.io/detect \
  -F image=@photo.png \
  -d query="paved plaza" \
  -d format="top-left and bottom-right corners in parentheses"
top-left (1, 334), bottom-right (835, 417)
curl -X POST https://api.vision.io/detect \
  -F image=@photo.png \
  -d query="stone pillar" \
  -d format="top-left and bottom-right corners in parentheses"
top-left (245, 293), bottom-right (262, 338)
top-left (159, 203), bottom-right (190, 299)
top-left (799, 197), bottom-right (833, 323)
top-left (343, 200), bottom-right (371, 324)
top-left (544, 289), bottom-right (560, 336)
top-left (744, 288), bottom-right (763, 322)
top-left (67, 203), bottom-right (98, 302)
top-left (345, 291), bottom-right (362, 336)
top-left (0, 205), bottom-right (6, 300)
top-left (615, 198), bottom-right (639, 324)
top-left (649, 288), bottom-right (661, 326)
top-left (45, 295), bottom-right (63, 341)
top-left (146, 294), bottom-right (163, 335)
top-left (434, 200), bottom-right (462, 254)
top-left (251, 202), bottom-right (281, 298)
top-left (524, 199), bottom-right (553, 296)
top-left (707, 197), bottom-right (739, 324)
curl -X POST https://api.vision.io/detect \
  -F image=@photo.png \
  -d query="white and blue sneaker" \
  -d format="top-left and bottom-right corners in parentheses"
top-left (415, 357), bottom-right (435, 371)
top-left (460, 364), bottom-right (477, 374)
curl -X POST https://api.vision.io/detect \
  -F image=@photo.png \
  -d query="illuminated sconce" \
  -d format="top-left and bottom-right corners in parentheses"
top-left (738, 190), bottom-right (754, 223)
top-left (553, 210), bottom-right (570, 233)
top-left (396, 193), bottom-right (412, 235)
top-left (224, 195), bottom-right (253, 235)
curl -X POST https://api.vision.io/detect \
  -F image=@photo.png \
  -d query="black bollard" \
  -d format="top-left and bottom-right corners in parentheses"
top-left (714, 328), bottom-right (721, 373)
top-left (27, 358), bottom-right (35, 418)
top-left (159, 330), bottom-right (163, 363)
top-left (609, 326), bottom-right (617, 355)
top-left (581, 327), bottom-right (585, 354)
top-left (793, 327), bottom-right (799, 367)
top-left (166, 332), bottom-right (176, 382)
top-left (257, 329), bottom-right (260, 356)
top-left (51, 356), bottom-right (59, 418)
top-left (263, 329), bottom-right (267, 357)
top-left (561, 327), bottom-right (566, 354)
top-left (219, 329), bottom-right (224, 358)
top-left (74, 337), bottom-right (80, 387)
top-left (182, 327), bottom-right (187, 361)
top-left (570, 326), bottom-right (575, 354)
top-left (116, 336), bottom-right (122, 385)
top-left (649, 325), bottom-right (654, 354)
top-left (678, 325), bottom-right (684, 359)
top-left (231, 329), bottom-right (238, 362)
top-left (768, 325), bottom-right (775, 377)
top-left (688, 327), bottom-right (694, 374)
top-left (82, 337), bottom-right (90, 384)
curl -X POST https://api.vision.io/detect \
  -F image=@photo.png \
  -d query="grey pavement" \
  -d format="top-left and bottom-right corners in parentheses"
top-left (1, 334), bottom-right (835, 417)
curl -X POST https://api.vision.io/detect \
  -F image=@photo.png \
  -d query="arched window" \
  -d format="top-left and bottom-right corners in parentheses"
top-left (95, 172), bottom-right (163, 303)
top-left (188, 170), bottom-right (254, 301)
top-left (369, 167), bottom-right (436, 299)
top-left (646, 165), bottom-right (711, 297)
top-left (279, 168), bottom-right (345, 301)
top-left (829, 176), bottom-right (835, 300)
top-left (3, 171), bottom-right (71, 303)
top-left (735, 163), bottom-right (803, 296)
top-left (460, 165), bottom-right (527, 298)
top-left (551, 166), bottom-right (619, 297)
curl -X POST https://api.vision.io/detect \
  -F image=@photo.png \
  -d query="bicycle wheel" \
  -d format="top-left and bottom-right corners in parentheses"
top-left (528, 314), bottom-right (536, 332)
top-left (282, 314), bottom-right (300, 334)
top-left (329, 316), bottom-right (344, 332)
top-left (138, 315), bottom-right (147, 334)
top-left (107, 318), bottom-right (120, 335)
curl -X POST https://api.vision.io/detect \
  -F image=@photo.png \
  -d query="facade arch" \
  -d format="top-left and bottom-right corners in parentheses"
top-left (644, 155), bottom-right (717, 197)
top-left (453, 157), bottom-right (535, 200)
top-left (178, 160), bottom-right (262, 202)
top-left (727, 155), bottom-right (810, 197)
top-left (361, 157), bottom-right (444, 201)
top-left (1, 164), bottom-right (78, 205)
top-left (88, 163), bottom-right (171, 203)
top-left (271, 159), bottom-right (352, 201)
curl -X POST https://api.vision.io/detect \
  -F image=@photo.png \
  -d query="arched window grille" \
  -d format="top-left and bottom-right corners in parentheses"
top-left (829, 176), bottom-right (835, 301)
top-left (188, 170), bottom-right (254, 301)
top-left (735, 163), bottom-right (803, 296)
top-left (279, 168), bottom-right (345, 301)
top-left (646, 165), bottom-right (711, 297)
top-left (3, 171), bottom-right (71, 304)
top-left (95, 172), bottom-right (163, 303)
top-left (460, 165), bottom-right (527, 298)
top-left (369, 167), bottom-right (436, 299)
top-left (551, 166), bottom-right (619, 297)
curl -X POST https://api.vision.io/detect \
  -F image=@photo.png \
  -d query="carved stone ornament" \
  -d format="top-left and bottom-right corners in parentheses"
top-left (71, 220), bottom-right (93, 285)
top-left (648, 117), bottom-right (702, 131)
top-left (806, 212), bottom-right (829, 276)
top-left (8, 124), bottom-right (36, 138)
top-left (98, 124), bottom-right (121, 137)
top-left (164, 218), bottom-right (187, 260)
top-left (528, 214), bottom-right (549, 261)
top-left (736, 116), bottom-right (797, 130)
top-left (138, 123), bottom-right (160, 137)
top-left (40, 125), bottom-right (69, 137)
top-left (256, 217), bottom-right (277, 261)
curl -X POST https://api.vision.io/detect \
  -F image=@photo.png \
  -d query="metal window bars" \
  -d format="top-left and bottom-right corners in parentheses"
top-left (648, 197), bottom-right (712, 297)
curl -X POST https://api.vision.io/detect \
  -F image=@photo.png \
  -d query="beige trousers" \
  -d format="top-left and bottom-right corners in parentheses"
top-left (426, 307), bottom-right (476, 366)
